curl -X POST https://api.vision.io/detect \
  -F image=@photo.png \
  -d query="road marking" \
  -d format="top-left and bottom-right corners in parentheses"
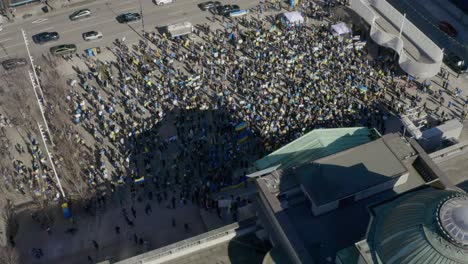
top-left (32, 18), bottom-right (48, 24)
top-left (114, 0), bottom-right (134, 6)
top-left (61, 18), bottom-right (116, 34)
top-left (35, 27), bottom-right (55, 33)
top-left (168, 18), bottom-right (186, 24)
top-left (0, 38), bottom-right (11, 43)
top-left (117, 7), bottom-right (138, 12)
top-left (4, 43), bottom-right (24, 49)
top-left (168, 11), bottom-right (180, 15)
top-left (71, 16), bottom-right (96, 22)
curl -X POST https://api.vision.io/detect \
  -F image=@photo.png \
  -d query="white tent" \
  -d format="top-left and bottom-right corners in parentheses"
top-left (282, 11), bottom-right (304, 24)
top-left (331, 22), bottom-right (351, 36)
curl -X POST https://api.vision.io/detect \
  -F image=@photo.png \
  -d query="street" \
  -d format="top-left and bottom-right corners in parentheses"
top-left (0, 0), bottom-right (260, 60)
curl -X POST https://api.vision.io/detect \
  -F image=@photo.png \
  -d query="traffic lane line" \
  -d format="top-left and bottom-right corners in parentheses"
top-left (60, 17), bottom-right (117, 34)
top-left (117, 7), bottom-right (139, 13)
top-left (31, 27), bottom-right (55, 34)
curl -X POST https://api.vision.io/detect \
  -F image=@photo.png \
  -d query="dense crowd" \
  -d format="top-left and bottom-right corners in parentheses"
top-left (66, 7), bottom-right (396, 196)
top-left (6, 2), bottom-right (467, 253)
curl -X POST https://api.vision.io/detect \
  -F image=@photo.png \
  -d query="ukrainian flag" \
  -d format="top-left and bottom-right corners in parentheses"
top-left (238, 130), bottom-right (249, 144)
top-left (134, 176), bottom-right (145, 184)
top-left (235, 121), bottom-right (248, 131)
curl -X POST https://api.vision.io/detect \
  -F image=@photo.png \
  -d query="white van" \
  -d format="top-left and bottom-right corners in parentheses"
top-left (155, 0), bottom-right (175, 5)
top-left (165, 21), bottom-right (193, 38)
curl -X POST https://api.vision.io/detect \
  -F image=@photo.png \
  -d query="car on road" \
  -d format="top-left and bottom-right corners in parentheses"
top-left (438, 21), bottom-right (457, 37)
top-left (216, 4), bottom-right (239, 15)
top-left (116, 13), bottom-right (141, 23)
top-left (444, 52), bottom-right (467, 74)
top-left (82, 31), bottom-right (103, 41)
top-left (154, 0), bottom-right (175, 5)
top-left (32, 32), bottom-right (60, 44)
top-left (50, 44), bottom-right (77, 56)
top-left (69, 9), bottom-right (91, 21)
top-left (198, 1), bottom-right (221, 11)
top-left (2, 58), bottom-right (28, 70)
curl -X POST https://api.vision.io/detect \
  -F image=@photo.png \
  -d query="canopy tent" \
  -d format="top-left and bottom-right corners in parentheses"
top-left (281, 11), bottom-right (304, 24)
top-left (331, 22), bottom-right (352, 36)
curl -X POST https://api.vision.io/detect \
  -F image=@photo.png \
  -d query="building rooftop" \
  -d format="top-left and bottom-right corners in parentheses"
top-left (366, 188), bottom-right (468, 264)
top-left (298, 138), bottom-right (408, 205)
top-left (253, 127), bottom-right (375, 170)
top-left (255, 133), bottom-right (431, 262)
top-left (431, 122), bottom-right (468, 191)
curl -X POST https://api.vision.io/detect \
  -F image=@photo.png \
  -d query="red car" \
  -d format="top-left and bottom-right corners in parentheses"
top-left (438, 21), bottom-right (458, 37)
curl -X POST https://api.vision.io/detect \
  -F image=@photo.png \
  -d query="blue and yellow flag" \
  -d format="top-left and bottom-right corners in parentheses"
top-left (238, 130), bottom-right (250, 144)
top-left (235, 121), bottom-right (248, 131)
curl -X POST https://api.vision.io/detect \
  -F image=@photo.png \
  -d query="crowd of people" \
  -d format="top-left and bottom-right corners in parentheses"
top-left (66, 8), bottom-right (396, 195)
top-left (7, 1), bottom-right (414, 207)
top-left (4, 1), bottom-right (467, 261)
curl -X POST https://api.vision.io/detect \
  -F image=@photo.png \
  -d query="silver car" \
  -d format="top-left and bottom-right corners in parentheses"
top-left (69, 9), bottom-right (91, 21)
top-left (82, 31), bottom-right (103, 41)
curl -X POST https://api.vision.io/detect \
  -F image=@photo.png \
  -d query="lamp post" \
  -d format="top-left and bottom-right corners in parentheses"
top-left (139, 0), bottom-right (148, 46)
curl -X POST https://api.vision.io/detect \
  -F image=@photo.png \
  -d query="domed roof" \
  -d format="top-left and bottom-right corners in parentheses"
top-left (438, 196), bottom-right (468, 246)
top-left (368, 188), bottom-right (468, 264)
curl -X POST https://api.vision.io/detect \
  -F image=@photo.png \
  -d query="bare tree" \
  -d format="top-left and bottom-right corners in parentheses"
top-left (0, 246), bottom-right (22, 264)
top-left (36, 63), bottom-right (97, 200)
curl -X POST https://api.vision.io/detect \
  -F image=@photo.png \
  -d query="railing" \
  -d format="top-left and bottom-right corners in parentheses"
top-left (351, 0), bottom-right (443, 79)
top-left (429, 141), bottom-right (468, 162)
top-left (115, 218), bottom-right (257, 264)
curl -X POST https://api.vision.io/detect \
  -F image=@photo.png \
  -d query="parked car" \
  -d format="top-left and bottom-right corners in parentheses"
top-left (155, 0), bottom-right (175, 5)
top-left (116, 13), bottom-right (141, 23)
top-left (32, 32), bottom-right (60, 44)
top-left (215, 4), bottom-right (239, 15)
top-left (438, 21), bottom-right (457, 37)
top-left (2, 58), bottom-right (28, 70)
top-left (69, 9), bottom-right (91, 21)
top-left (82, 31), bottom-right (103, 41)
top-left (50, 44), bottom-right (77, 56)
top-left (444, 52), bottom-right (467, 74)
top-left (198, 1), bottom-right (221, 11)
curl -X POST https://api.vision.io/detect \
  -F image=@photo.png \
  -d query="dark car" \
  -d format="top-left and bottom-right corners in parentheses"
top-left (116, 13), bottom-right (141, 23)
top-left (198, 1), bottom-right (221, 11)
top-left (444, 52), bottom-right (467, 74)
top-left (50, 44), bottom-right (77, 56)
top-left (2, 58), bottom-right (28, 70)
top-left (438, 21), bottom-right (457, 37)
top-left (216, 4), bottom-right (239, 15)
top-left (69, 9), bottom-right (91, 21)
top-left (32, 32), bottom-right (60, 44)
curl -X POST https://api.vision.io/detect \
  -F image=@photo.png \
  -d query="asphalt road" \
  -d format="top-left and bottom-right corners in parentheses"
top-left (0, 0), bottom-right (260, 60)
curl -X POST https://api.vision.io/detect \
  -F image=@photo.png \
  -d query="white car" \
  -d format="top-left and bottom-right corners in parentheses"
top-left (155, 0), bottom-right (175, 5)
top-left (82, 31), bottom-right (103, 41)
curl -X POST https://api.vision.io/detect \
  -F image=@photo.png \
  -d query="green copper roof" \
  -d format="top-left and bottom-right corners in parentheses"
top-left (254, 127), bottom-right (374, 170)
top-left (336, 246), bottom-right (360, 264)
top-left (368, 188), bottom-right (468, 264)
